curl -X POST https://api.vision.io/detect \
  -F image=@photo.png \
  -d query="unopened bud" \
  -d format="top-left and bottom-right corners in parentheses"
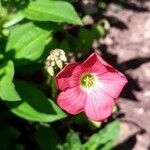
top-left (45, 49), bottom-right (67, 76)
top-left (47, 66), bottom-right (54, 76)
top-left (60, 54), bottom-right (67, 62)
top-left (56, 60), bottom-right (63, 69)
top-left (51, 60), bottom-right (55, 67)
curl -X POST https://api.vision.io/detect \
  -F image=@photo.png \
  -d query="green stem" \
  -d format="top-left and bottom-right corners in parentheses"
top-left (51, 75), bottom-right (57, 100)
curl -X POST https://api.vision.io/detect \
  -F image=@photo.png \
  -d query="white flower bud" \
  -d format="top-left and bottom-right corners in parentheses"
top-left (56, 60), bottom-right (63, 69)
top-left (54, 51), bottom-right (60, 56)
top-left (51, 60), bottom-right (55, 67)
top-left (47, 66), bottom-right (54, 76)
top-left (45, 49), bottom-right (67, 76)
top-left (50, 55), bottom-right (55, 61)
top-left (60, 54), bottom-right (67, 61)
top-left (59, 50), bottom-right (65, 55)
top-left (47, 55), bottom-right (51, 60)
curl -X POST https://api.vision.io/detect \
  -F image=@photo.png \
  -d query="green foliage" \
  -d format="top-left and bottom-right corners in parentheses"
top-left (60, 130), bottom-right (82, 150)
top-left (83, 121), bottom-right (120, 150)
top-left (6, 80), bottom-right (67, 122)
top-left (0, 0), bottom-right (117, 149)
top-left (22, 0), bottom-right (82, 25)
top-left (5, 23), bottom-right (51, 66)
top-left (0, 61), bottom-right (21, 101)
top-left (3, 12), bottom-right (24, 28)
top-left (59, 121), bottom-right (120, 150)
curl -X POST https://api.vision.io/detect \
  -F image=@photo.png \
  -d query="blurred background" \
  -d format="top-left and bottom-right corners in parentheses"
top-left (97, 1), bottom-right (150, 150)
top-left (0, 0), bottom-right (150, 150)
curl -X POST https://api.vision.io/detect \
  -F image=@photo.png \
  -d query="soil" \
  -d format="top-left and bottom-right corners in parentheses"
top-left (98, 1), bottom-right (150, 149)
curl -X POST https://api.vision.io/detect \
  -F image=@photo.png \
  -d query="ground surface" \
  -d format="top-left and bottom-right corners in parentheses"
top-left (99, 1), bottom-right (150, 149)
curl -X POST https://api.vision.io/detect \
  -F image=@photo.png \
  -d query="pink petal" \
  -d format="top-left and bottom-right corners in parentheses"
top-left (56, 63), bottom-right (79, 90)
top-left (97, 54), bottom-right (113, 68)
top-left (57, 87), bottom-right (86, 114)
top-left (84, 87), bottom-right (114, 121)
top-left (82, 53), bottom-right (108, 74)
top-left (69, 65), bottom-right (87, 87)
top-left (82, 53), bottom-right (127, 98)
top-left (98, 70), bottom-right (128, 98)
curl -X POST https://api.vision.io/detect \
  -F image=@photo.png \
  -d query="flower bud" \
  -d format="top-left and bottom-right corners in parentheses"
top-left (45, 49), bottom-right (67, 76)
top-left (56, 60), bottom-right (63, 69)
top-left (60, 54), bottom-right (67, 62)
top-left (47, 66), bottom-right (54, 76)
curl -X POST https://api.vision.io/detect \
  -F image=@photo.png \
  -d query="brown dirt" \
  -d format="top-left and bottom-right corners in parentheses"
top-left (99, 1), bottom-right (150, 149)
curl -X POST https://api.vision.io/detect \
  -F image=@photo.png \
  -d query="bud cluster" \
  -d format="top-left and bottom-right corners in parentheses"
top-left (45, 49), bottom-right (67, 76)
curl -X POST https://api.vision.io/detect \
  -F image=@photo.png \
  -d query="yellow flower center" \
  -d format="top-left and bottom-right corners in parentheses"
top-left (80, 73), bottom-right (95, 88)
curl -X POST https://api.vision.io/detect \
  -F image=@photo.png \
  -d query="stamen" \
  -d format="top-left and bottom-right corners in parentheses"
top-left (80, 73), bottom-right (95, 89)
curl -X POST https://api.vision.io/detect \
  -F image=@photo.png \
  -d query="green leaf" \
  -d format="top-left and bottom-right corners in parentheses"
top-left (6, 23), bottom-right (51, 66)
top-left (61, 130), bottom-right (82, 150)
top-left (22, 0), bottom-right (82, 25)
top-left (78, 28), bottom-right (94, 50)
top-left (0, 61), bottom-right (21, 101)
top-left (3, 12), bottom-right (24, 28)
top-left (6, 80), bottom-right (67, 122)
top-left (78, 25), bottom-right (105, 51)
top-left (0, 60), bottom-right (14, 80)
top-left (83, 121), bottom-right (120, 150)
top-left (35, 125), bottom-right (61, 150)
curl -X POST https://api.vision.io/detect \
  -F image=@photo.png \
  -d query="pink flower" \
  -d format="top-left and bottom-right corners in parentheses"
top-left (56, 53), bottom-right (128, 121)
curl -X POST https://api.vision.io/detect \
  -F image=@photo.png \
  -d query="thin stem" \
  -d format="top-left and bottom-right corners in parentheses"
top-left (51, 75), bottom-right (57, 100)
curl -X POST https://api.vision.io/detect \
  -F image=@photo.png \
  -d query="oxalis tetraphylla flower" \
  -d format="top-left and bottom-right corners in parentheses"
top-left (56, 53), bottom-right (128, 121)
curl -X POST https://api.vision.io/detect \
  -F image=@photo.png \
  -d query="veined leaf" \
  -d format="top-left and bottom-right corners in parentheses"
top-left (6, 23), bottom-right (51, 66)
top-left (6, 80), bottom-right (67, 122)
top-left (0, 61), bottom-right (21, 101)
top-left (3, 12), bottom-right (24, 28)
top-left (22, 0), bottom-right (82, 25)
top-left (83, 121), bottom-right (120, 150)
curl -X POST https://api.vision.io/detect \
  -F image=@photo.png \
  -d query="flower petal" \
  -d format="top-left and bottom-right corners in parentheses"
top-left (84, 87), bottom-right (114, 121)
top-left (57, 87), bottom-right (86, 114)
top-left (98, 70), bottom-right (128, 98)
top-left (82, 53), bottom-right (127, 98)
top-left (82, 53), bottom-right (108, 74)
top-left (56, 63), bottom-right (79, 90)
